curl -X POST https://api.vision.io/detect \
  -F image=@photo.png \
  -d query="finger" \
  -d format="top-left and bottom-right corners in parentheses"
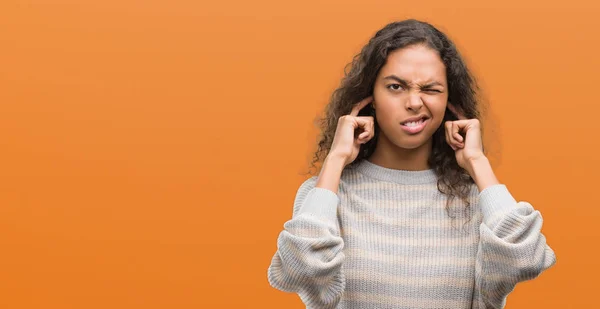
top-left (451, 122), bottom-right (464, 148)
top-left (444, 121), bottom-right (451, 144)
top-left (360, 131), bottom-right (373, 142)
top-left (447, 121), bottom-right (459, 149)
top-left (453, 130), bottom-right (464, 143)
top-left (350, 96), bottom-right (374, 117)
top-left (447, 103), bottom-right (467, 120)
top-left (444, 121), bottom-right (456, 150)
top-left (445, 121), bottom-right (452, 145)
top-left (452, 120), bottom-right (472, 146)
top-left (448, 120), bottom-right (464, 142)
top-left (363, 119), bottom-right (375, 142)
top-left (354, 116), bottom-right (371, 134)
top-left (355, 116), bottom-right (374, 142)
top-left (354, 116), bottom-right (371, 128)
top-left (358, 132), bottom-right (370, 144)
top-left (368, 117), bottom-right (375, 139)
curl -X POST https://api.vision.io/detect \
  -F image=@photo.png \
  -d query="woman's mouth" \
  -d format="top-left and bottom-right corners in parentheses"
top-left (400, 118), bottom-right (428, 134)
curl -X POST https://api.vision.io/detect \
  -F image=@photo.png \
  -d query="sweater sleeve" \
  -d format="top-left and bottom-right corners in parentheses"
top-left (471, 184), bottom-right (557, 309)
top-left (267, 176), bottom-right (346, 309)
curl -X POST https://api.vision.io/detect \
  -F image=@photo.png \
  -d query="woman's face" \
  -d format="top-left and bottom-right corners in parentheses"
top-left (373, 44), bottom-right (448, 150)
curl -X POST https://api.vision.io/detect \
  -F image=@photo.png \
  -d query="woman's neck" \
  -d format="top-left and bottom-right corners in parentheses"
top-left (368, 133), bottom-right (432, 171)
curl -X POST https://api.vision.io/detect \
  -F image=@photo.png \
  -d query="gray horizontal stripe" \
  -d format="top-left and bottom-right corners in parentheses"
top-left (341, 206), bottom-right (480, 231)
top-left (343, 235), bottom-right (478, 259)
top-left (340, 299), bottom-right (442, 309)
top-left (344, 247), bottom-right (476, 269)
top-left (343, 253), bottom-right (475, 279)
top-left (344, 278), bottom-right (473, 301)
top-left (344, 268), bottom-right (473, 288)
top-left (342, 291), bottom-right (467, 309)
top-left (339, 197), bottom-right (478, 216)
top-left (342, 226), bottom-right (480, 248)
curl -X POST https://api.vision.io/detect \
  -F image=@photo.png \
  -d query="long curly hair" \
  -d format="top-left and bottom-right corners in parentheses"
top-left (308, 19), bottom-right (489, 226)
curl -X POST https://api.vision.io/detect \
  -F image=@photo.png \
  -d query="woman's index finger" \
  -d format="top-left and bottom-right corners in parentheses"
top-left (350, 96), bottom-right (374, 116)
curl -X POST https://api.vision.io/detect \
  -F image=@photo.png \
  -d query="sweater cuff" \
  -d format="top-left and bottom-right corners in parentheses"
top-left (478, 184), bottom-right (517, 226)
top-left (296, 187), bottom-right (340, 222)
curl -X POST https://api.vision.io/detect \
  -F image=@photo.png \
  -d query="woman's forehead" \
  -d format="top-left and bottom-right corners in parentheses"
top-left (378, 47), bottom-right (446, 84)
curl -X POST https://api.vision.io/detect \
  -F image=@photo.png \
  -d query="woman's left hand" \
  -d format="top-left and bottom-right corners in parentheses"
top-left (444, 104), bottom-right (486, 173)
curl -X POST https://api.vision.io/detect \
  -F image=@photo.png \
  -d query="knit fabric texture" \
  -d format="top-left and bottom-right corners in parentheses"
top-left (267, 159), bottom-right (556, 309)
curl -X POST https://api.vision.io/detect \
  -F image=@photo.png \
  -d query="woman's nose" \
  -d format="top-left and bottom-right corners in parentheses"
top-left (406, 94), bottom-right (424, 111)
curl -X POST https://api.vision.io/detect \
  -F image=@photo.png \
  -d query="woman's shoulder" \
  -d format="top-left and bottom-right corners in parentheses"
top-left (296, 175), bottom-right (319, 194)
top-left (296, 164), bottom-right (361, 192)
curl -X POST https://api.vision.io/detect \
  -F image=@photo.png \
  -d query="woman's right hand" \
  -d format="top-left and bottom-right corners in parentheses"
top-left (328, 96), bottom-right (376, 167)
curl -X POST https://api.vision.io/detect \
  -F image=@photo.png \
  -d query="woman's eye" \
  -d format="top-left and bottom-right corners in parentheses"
top-left (424, 89), bottom-right (442, 93)
top-left (387, 84), bottom-right (403, 91)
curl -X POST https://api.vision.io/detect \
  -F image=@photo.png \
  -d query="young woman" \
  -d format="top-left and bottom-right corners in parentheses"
top-left (267, 19), bottom-right (556, 309)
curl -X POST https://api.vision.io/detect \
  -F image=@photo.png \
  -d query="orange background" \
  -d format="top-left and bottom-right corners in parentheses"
top-left (0, 0), bottom-right (596, 308)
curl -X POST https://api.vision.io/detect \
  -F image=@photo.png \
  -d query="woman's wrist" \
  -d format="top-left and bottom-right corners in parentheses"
top-left (467, 156), bottom-right (500, 192)
top-left (315, 155), bottom-right (346, 194)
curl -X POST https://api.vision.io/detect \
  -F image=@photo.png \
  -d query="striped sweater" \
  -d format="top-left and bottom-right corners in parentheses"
top-left (267, 159), bottom-right (556, 309)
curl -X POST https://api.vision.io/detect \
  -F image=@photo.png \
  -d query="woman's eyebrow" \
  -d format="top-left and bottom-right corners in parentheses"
top-left (383, 75), bottom-right (444, 87)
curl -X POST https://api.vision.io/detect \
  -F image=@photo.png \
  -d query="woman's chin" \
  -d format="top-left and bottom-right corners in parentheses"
top-left (392, 135), bottom-right (432, 150)
top-left (396, 142), bottom-right (425, 150)
top-left (379, 129), bottom-right (433, 151)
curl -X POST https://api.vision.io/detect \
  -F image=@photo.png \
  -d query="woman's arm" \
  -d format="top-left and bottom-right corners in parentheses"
top-left (267, 175), bottom-right (346, 309)
top-left (472, 184), bottom-right (557, 309)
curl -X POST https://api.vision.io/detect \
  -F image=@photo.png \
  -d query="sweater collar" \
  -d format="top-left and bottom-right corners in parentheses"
top-left (353, 159), bottom-right (438, 185)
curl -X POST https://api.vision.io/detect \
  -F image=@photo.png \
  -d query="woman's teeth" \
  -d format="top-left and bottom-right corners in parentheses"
top-left (403, 119), bottom-right (424, 127)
